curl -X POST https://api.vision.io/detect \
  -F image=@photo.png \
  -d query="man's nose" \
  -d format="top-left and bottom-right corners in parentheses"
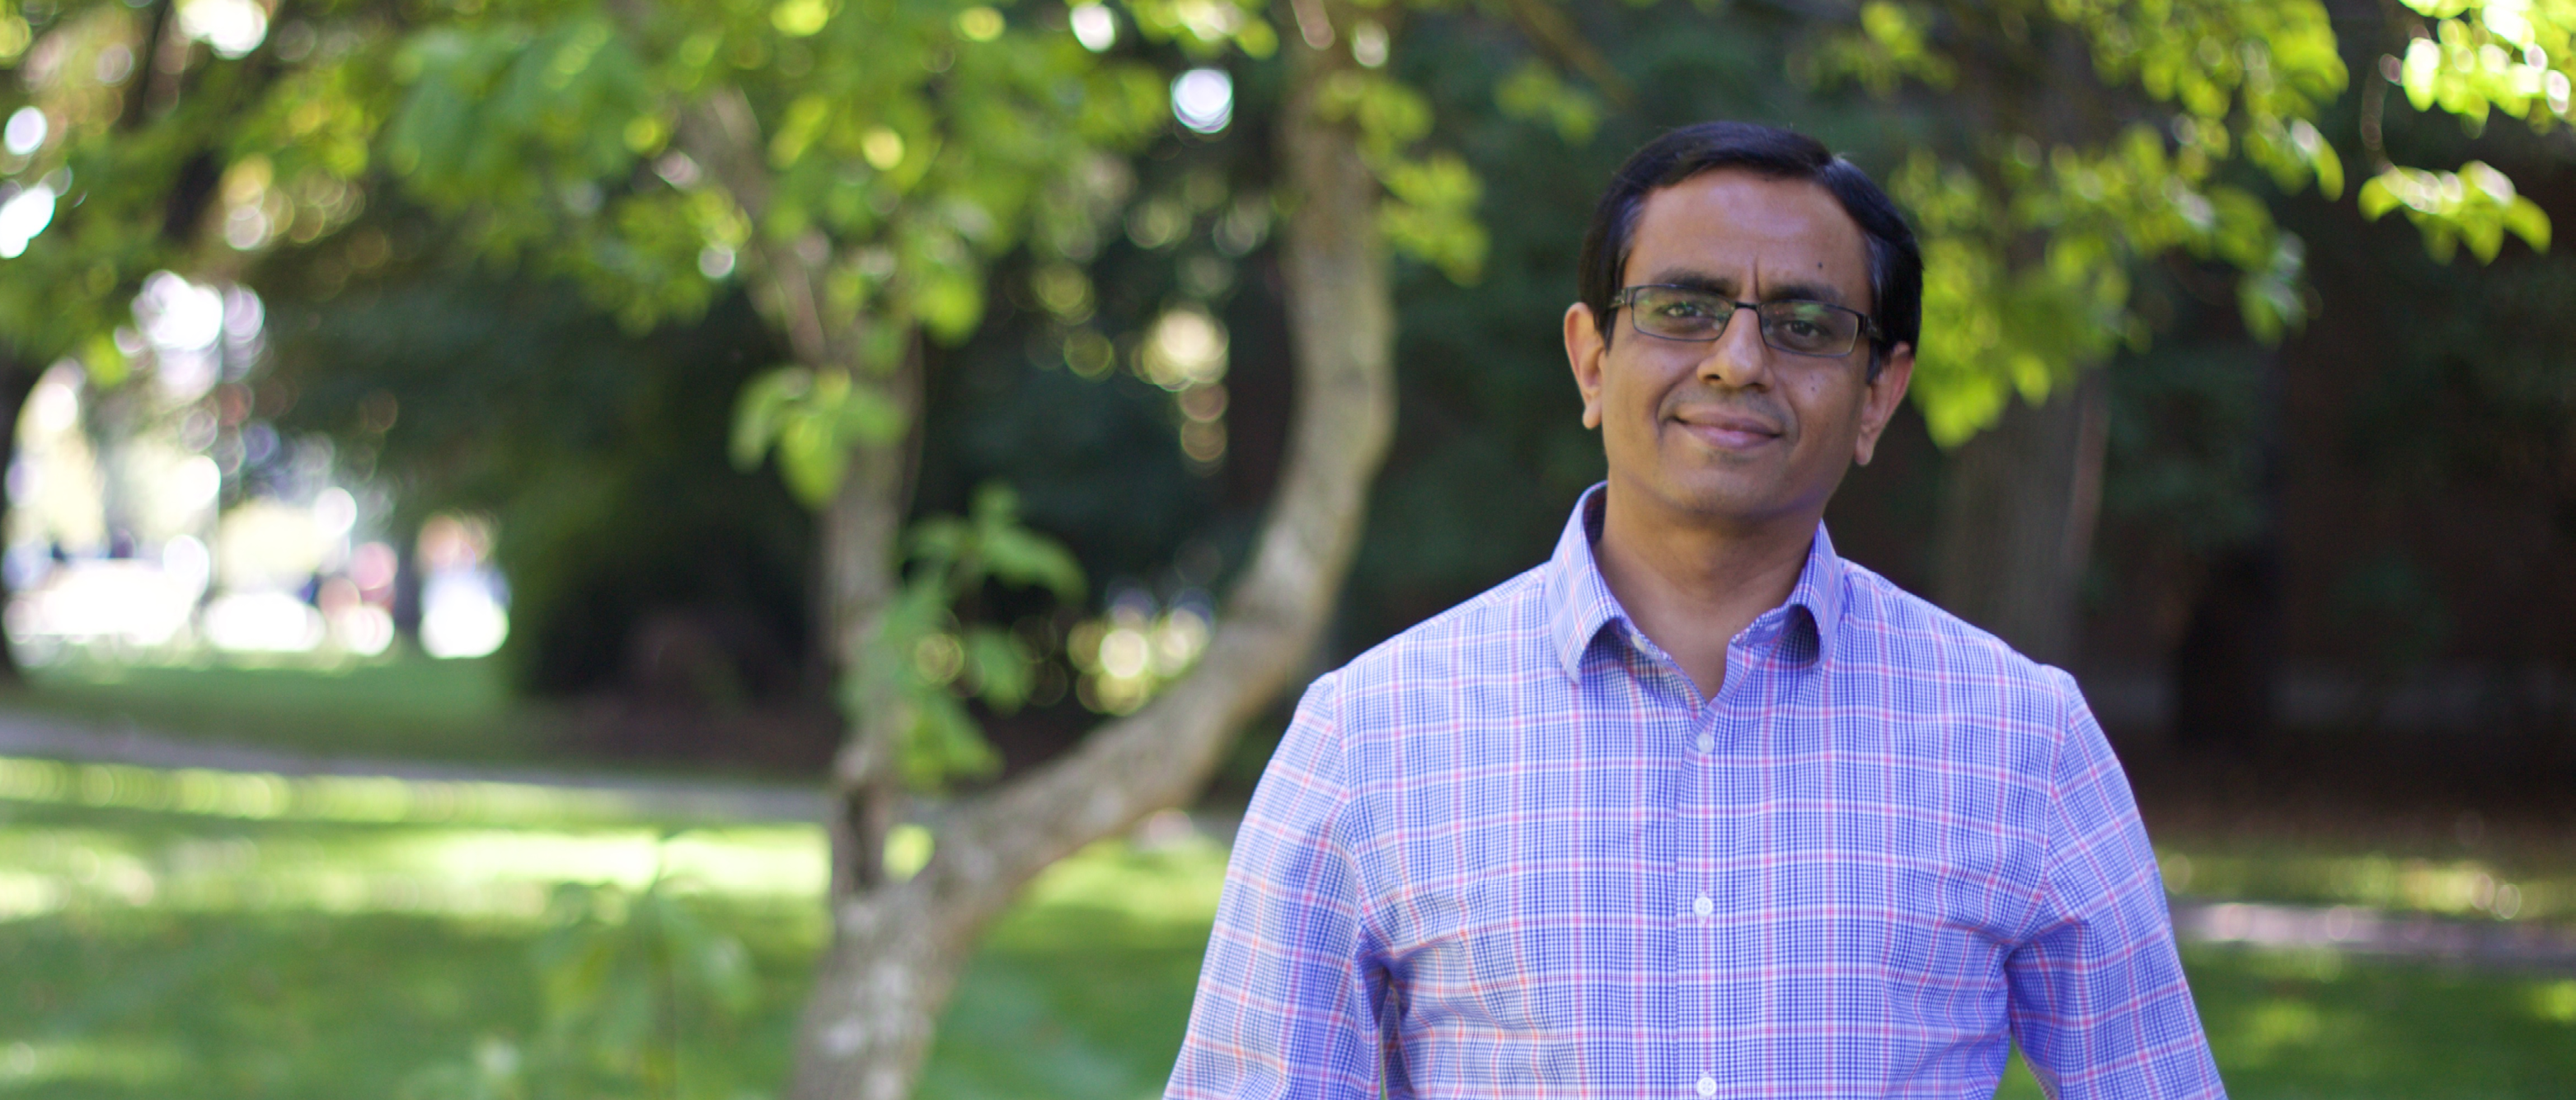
top-left (1695, 308), bottom-right (1771, 389)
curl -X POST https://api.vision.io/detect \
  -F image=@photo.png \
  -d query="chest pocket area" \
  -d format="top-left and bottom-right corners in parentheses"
top-left (1396, 866), bottom-right (1636, 1037)
top-left (1826, 860), bottom-right (2007, 1021)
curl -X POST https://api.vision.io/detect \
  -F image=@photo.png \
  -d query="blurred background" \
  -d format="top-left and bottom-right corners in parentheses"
top-left (0, 0), bottom-right (2572, 1096)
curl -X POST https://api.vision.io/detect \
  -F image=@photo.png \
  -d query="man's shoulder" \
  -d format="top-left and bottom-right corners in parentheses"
top-left (1321, 564), bottom-right (1555, 697)
top-left (1834, 559), bottom-right (2086, 711)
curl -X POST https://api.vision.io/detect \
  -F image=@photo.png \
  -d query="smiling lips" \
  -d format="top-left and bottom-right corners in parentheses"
top-left (1673, 407), bottom-right (1784, 451)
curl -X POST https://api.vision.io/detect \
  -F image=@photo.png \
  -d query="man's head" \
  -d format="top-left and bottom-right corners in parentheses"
top-left (1579, 122), bottom-right (1921, 369)
top-left (1564, 122), bottom-right (1922, 536)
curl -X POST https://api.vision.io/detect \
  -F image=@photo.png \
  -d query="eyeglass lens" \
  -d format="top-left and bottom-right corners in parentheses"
top-left (1626, 287), bottom-right (1862, 357)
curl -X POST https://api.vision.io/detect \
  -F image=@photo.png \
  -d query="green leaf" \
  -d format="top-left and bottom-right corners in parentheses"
top-left (962, 626), bottom-right (1035, 713)
top-left (913, 269), bottom-right (986, 344)
top-left (2503, 195), bottom-right (2551, 252)
top-left (2401, 38), bottom-right (2441, 111)
top-left (775, 412), bottom-right (847, 506)
top-left (2310, 138), bottom-right (2344, 201)
top-left (82, 334), bottom-right (129, 388)
top-left (729, 367), bottom-right (812, 470)
top-left (902, 690), bottom-right (1000, 788)
top-left (982, 527), bottom-right (1086, 601)
top-left (1494, 61), bottom-right (1599, 145)
top-left (838, 378), bottom-right (908, 444)
top-left (969, 483), bottom-right (1086, 599)
top-left (2357, 174), bottom-right (2401, 221)
top-left (2463, 216), bottom-right (2504, 263)
top-left (907, 517), bottom-right (973, 573)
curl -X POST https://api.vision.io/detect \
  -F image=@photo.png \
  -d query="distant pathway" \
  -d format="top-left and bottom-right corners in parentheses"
top-left (0, 708), bottom-right (826, 822)
top-left (5, 708), bottom-right (2574, 971)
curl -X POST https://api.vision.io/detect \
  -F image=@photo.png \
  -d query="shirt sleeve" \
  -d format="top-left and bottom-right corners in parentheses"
top-left (2006, 669), bottom-right (2226, 1098)
top-left (1166, 672), bottom-right (1389, 1100)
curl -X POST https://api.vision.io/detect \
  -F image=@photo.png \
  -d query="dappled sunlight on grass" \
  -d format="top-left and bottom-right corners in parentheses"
top-left (2541, 980), bottom-right (2576, 1024)
top-left (1010, 829), bottom-right (1230, 934)
top-left (0, 758), bottom-right (1242, 1099)
top-left (0, 753), bottom-right (702, 827)
top-left (0, 809), bottom-right (826, 924)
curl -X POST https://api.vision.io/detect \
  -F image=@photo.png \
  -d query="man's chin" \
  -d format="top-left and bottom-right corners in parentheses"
top-left (1626, 473), bottom-right (1791, 529)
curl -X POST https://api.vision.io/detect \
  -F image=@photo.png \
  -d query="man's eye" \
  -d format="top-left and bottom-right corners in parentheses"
top-left (1656, 298), bottom-right (1715, 319)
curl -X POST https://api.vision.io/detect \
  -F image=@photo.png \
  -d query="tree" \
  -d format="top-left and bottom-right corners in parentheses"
top-left (1786, 0), bottom-right (2565, 667)
top-left (7, 0), bottom-right (1438, 1093)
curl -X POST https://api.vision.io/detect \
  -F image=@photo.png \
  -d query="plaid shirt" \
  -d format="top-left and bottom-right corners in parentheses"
top-left (1170, 486), bottom-right (2222, 1099)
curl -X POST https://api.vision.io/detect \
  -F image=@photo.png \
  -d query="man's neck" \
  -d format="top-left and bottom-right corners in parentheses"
top-left (1593, 485), bottom-right (1818, 702)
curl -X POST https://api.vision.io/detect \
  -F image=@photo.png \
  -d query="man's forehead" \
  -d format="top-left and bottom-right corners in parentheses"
top-left (1622, 169), bottom-right (1869, 290)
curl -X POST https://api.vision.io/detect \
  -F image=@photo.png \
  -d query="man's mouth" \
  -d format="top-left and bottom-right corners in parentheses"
top-left (1673, 410), bottom-right (1783, 451)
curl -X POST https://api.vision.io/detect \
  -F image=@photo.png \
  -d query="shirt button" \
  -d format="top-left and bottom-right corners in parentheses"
top-left (1696, 1074), bottom-right (1718, 1098)
top-left (1693, 733), bottom-right (1715, 754)
top-left (1692, 894), bottom-right (1713, 917)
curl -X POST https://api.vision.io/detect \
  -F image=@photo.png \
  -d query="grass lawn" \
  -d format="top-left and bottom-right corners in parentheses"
top-left (3, 765), bottom-right (2575, 1099)
top-left (5, 657), bottom-right (550, 767)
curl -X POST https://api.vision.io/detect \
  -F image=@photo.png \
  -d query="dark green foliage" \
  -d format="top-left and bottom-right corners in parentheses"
top-left (1339, 2), bottom-right (1894, 644)
top-left (266, 268), bottom-right (821, 716)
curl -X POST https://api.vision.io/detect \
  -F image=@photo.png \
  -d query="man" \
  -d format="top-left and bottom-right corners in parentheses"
top-left (1168, 122), bottom-right (2221, 1098)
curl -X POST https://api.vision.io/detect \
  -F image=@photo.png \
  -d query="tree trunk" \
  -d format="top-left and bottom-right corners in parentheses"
top-left (2169, 349), bottom-right (2284, 756)
top-left (2169, 544), bottom-right (2279, 754)
top-left (1931, 368), bottom-right (2109, 667)
top-left (681, 85), bottom-right (924, 903)
top-left (0, 355), bottom-right (35, 685)
top-left (819, 377), bottom-right (917, 899)
top-left (782, 32), bottom-right (1396, 1100)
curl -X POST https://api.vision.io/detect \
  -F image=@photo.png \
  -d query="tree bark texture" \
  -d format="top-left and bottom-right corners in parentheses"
top-left (1932, 369), bottom-right (2109, 667)
top-left (783, 36), bottom-right (1396, 1100)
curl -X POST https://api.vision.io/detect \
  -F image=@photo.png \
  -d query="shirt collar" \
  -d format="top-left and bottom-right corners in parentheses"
top-left (1541, 482), bottom-right (1847, 681)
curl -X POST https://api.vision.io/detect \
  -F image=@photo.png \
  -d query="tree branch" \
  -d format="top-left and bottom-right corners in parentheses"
top-left (919, 33), bottom-right (1397, 927)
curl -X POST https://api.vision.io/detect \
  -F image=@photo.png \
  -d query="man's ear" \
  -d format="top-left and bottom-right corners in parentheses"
top-left (1565, 302), bottom-right (1607, 430)
top-left (1852, 341), bottom-right (1915, 466)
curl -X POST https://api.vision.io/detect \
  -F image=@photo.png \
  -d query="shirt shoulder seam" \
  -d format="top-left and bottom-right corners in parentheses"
top-left (1310, 670), bottom-right (1382, 955)
top-left (2020, 668), bottom-right (2084, 942)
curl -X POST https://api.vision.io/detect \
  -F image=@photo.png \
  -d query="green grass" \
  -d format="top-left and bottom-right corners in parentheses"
top-left (0, 789), bottom-right (1230, 1099)
top-left (2155, 841), bottom-right (2572, 926)
top-left (3, 766), bottom-right (2574, 1098)
top-left (6, 658), bottom-right (549, 765)
top-left (2182, 944), bottom-right (2576, 1096)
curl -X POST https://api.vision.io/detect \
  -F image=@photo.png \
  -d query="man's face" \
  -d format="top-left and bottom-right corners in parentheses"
top-left (1564, 169), bottom-right (1914, 534)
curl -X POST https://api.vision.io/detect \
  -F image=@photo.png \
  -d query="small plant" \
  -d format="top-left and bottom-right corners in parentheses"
top-left (402, 840), bottom-right (762, 1100)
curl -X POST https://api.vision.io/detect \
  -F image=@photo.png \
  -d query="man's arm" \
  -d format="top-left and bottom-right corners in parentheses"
top-left (1167, 673), bottom-right (1388, 1100)
top-left (2006, 669), bottom-right (2226, 1098)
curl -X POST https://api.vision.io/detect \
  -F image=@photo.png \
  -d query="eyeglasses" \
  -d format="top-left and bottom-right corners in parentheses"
top-left (1609, 284), bottom-right (1880, 358)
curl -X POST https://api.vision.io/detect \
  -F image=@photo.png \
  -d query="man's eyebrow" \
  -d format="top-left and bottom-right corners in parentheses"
top-left (1761, 280), bottom-right (1849, 307)
top-left (1641, 268), bottom-right (1850, 306)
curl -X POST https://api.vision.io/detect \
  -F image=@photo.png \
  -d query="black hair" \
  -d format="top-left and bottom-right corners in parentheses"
top-left (1579, 121), bottom-right (1921, 371)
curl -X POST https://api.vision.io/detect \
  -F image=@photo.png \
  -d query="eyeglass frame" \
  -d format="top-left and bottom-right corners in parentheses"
top-left (1607, 283), bottom-right (1885, 359)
